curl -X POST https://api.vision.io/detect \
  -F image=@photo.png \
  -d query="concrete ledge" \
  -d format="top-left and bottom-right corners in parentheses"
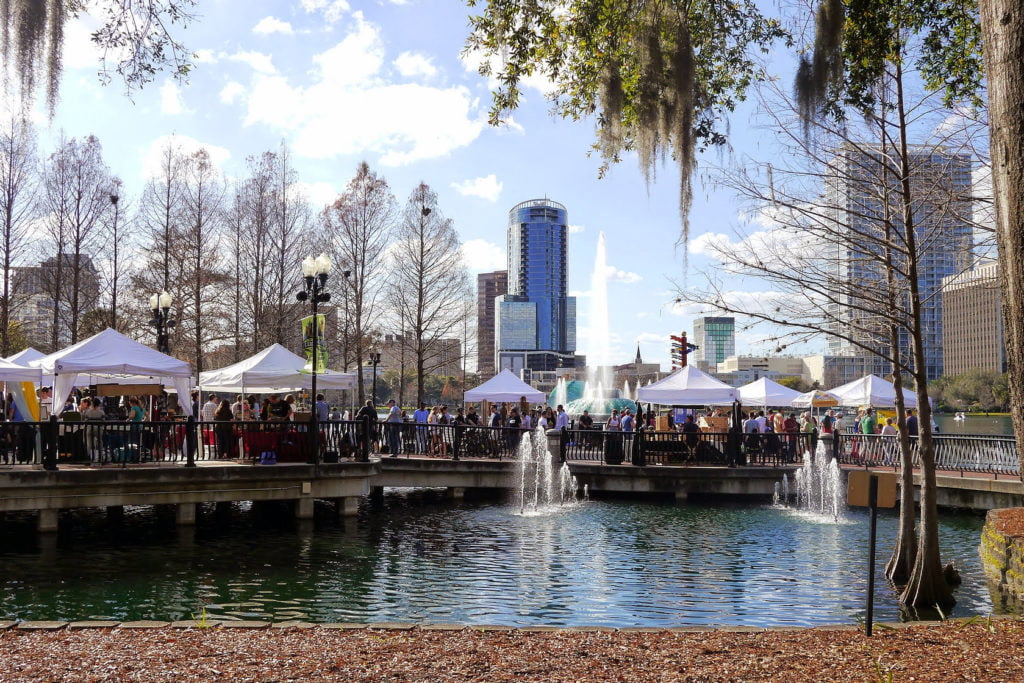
top-left (119, 621), bottom-right (170, 629)
top-left (419, 623), bottom-right (466, 631)
top-left (470, 625), bottom-right (515, 632)
top-left (618, 627), bottom-right (664, 633)
top-left (0, 621), bottom-right (17, 630)
top-left (717, 626), bottom-right (766, 633)
top-left (17, 621), bottom-right (68, 630)
top-left (668, 626), bottom-right (715, 633)
top-left (219, 621), bottom-right (271, 629)
top-left (320, 623), bottom-right (367, 630)
top-left (270, 621), bottom-right (316, 629)
top-left (169, 620), bottom-right (221, 629)
top-left (367, 622), bottom-right (417, 631)
top-left (563, 626), bottom-right (617, 633)
top-left (516, 626), bottom-right (562, 633)
top-left (68, 621), bottom-right (120, 629)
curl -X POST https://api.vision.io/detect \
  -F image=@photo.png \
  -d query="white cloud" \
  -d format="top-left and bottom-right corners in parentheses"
top-left (605, 264), bottom-right (642, 284)
top-left (568, 224), bottom-right (585, 234)
top-left (292, 180), bottom-right (339, 208)
top-left (460, 239), bottom-right (506, 273)
top-left (62, 15), bottom-right (104, 69)
top-left (301, 0), bottom-right (350, 23)
top-left (253, 16), bottom-right (294, 35)
top-left (193, 49), bottom-right (217, 64)
top-left (460, 48), bottom-right (557, 96)
top-left (159, 80), bottom-right (187, 115)
top-left (140, 135), bottom-right (231, 179)
top-left (635, 332), bottom-right (667, 345)
top-left (227, 51), bottom-right (277, 75)
top-left (219, 81), bottom-right (245, 105)
top-left (451, 174), bottom-right (502, 202)
top-left (241, 13), bottom-right (483, 166)
top-left (393, 51), bottom-right (437, 79)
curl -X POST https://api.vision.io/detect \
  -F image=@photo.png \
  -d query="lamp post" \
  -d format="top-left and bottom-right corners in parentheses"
top-left (297, 253), bottom-right (332, 465)
top-left (369, 352), bottom-right (381, 408)
top-left (148, 291), bottom-right (175, 353)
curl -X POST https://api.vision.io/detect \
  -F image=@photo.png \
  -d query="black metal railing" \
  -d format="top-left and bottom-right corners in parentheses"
top-left (1, 416), bottom-right (1018, 477)
top-left (835, 431), bottom-right (1020, 477)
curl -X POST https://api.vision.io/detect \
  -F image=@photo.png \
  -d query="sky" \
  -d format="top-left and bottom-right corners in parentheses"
top-left (17, 0), bottom-right (849, 371)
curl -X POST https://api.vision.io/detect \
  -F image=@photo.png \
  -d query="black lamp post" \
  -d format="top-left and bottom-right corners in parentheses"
top-left (148, 291), bottom-right (175, 353)
top-left (369, 352), bottom-right (381, 408)
top-left (297, 253), bottom-right (332, 465)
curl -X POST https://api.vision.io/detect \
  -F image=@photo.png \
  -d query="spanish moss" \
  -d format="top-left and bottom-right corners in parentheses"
top-left (795, 0), bottom-right (845, 133)
top-left (44, 0), bottom-right (63, 116)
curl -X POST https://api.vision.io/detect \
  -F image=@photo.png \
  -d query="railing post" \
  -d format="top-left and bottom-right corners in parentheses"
top-left (308, 412), bottom-right (319, 465)
top-left (452, 424), bottom-right (461, 461)
top-left (832, 428), bottom-right (841, 462)
top-left (559, 426), bottom-right (568, 463)
top-left (185, 415), bottom-right (197, 467)
top-left (631, 426), bottom-right (645, 466)
top-left (43, 416), bottom-right (58, 471)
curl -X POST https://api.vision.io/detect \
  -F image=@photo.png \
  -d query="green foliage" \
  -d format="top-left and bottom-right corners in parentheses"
top-left (796, 0), bottom-right (984, 124)
top-left (930, 370), bottom-right (1009, 412)
top-left (775, 375), bottom-right (810, 392)
top-left (464, 0), bottom-right (789, 240)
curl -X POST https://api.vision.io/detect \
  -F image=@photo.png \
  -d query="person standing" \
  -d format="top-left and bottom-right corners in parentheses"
top-left (385, 398), bottom-right (401, 457)
top-left (555, 404), bottom-right (569, 430)
top-left (861, 408), bottom-right (878, 435)
top-left (413, 402), bottom-right (430, 453)
top-left (214, 399), bottom-right (234, 458)
top-left (201, 394), bottom-right (219, 422)
top-left (356, 399), bottom-right (378, 453)
top-left (314, 393), bottom-right (330, 423)
top-left (905, 409), bottom-right (919, 437)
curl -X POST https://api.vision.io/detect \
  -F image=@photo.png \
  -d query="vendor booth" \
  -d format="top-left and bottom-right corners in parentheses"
top-left (738, 377), bottom-right (803, 408)
top-left (198, 343), bottom-right (356, 393)
top-left (827, 374), bottom-right (919, 409)
top-left (636, 365), bottom-right (738, 406)
top-left (464, 369), bottom-right (545, 404)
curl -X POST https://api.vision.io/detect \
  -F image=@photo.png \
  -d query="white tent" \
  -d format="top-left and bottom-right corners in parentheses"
top-left (791, 389), bottom-right (841, 408)
top-left (198, 343), bottom-right (356, 393)
top-left (827, 374), bottom-right (919, 408)
top-left (738, 377), bottom-right (803, 407)
top-left (637, 365), bottom-right (738, 406)
top-left (6, 347), bottom-right (46, 366)
top-left (464, 369), bottom-right (545, 403)
top-left (35, 328), bottom-right (196, 416)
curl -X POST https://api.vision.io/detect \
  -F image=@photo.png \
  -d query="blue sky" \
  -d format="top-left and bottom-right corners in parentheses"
top-left (24, 0), bottom-right (810, 370)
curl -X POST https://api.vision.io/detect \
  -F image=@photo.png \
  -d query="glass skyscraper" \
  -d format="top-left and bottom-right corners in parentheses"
top-left (495, 198), bottom-right (578, 372)
top-left (693, 317), bottom-right (736, 367)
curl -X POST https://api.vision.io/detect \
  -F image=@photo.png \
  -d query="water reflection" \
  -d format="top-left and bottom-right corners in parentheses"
top-left (0, 493), bottom-right (997, 627)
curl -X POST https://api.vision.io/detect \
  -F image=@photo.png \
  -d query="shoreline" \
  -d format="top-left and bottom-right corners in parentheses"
top-left (2, 618), bottom-right (1023, 681)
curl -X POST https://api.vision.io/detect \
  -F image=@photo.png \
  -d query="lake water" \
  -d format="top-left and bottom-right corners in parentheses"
top-left (934, 414), bottom-right (1014, 436)
top-left (0, 492), bottom-right (996, 627)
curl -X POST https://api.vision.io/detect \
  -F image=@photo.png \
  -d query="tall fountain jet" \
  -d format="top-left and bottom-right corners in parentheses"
top-left (588, 231), bottom-right (612, 392)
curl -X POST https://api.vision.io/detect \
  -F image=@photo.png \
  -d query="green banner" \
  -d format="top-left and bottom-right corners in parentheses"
top-left (301, 314), bottom-right (328, 373)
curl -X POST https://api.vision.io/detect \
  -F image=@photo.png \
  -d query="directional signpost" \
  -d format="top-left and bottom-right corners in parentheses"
top-left (847, 470), bottom-right (897, 636)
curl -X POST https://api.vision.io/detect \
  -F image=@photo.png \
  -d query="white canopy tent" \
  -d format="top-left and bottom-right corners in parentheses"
top-left (464, 369), bottom-right (545, 404)
top-left (738, 377), bottom-right (803, 407)
top-left (6, 347), bottom-right (46, 366)
top-left (827, 374), bottom-right (919, 409)
top-left (791, 389), bottom-right (841, 409)
top-left (198, 343), bottom-right (356, 393)
top-left (0, 357), bottom-right (42, 420)
top-left (35, 328), bottom-right (195, 416)
top-left (637, 365), bottom-right (738, 406)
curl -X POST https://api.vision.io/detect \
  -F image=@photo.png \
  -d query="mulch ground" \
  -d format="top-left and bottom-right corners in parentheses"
top-left (1, 620), bottom-right (1022, 681)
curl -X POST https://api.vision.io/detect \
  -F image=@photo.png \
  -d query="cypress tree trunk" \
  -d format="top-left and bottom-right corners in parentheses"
top-left (980, 0), bottom-right (1024, 481)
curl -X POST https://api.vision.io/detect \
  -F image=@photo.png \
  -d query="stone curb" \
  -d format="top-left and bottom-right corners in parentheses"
top-left (17, 621), bottom-right (68, 630)
top-left (4, 617), bottom-right (1022, 632)
top-left (69, 621), bottom-right (120, 629)
top-left (119, 621), bottom-right (171, 629)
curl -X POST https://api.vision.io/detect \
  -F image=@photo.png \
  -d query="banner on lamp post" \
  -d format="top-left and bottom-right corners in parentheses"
top-left (301, 314), bottom-right (328, 373)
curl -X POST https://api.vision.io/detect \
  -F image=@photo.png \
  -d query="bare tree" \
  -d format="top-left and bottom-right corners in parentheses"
top-left (390, 183), bottom-right (470, 404)
top-left (42, 134), bottom-right (111, 346)
top-left (268, 142), bottom-right (312, 347)
top-left (104, 178), bottom-right (129, 331)
top-left (137, 138), bottom-right (186, 293)
top-left (687, 72), bottom-right (984, 609)
top-left (323, 162), bottom-right (396, 403)
top-left (178, 148), bottom-right (228, 373)
top-left (0, 115), bottom-right (38, 356)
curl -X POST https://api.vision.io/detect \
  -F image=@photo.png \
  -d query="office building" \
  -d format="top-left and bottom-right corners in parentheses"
top-left (942, 261), bottom-right (1005, 375)
top-left (692, 317), bottom-right (735, 366)
top-left (12, 254), bottom-right (101, 350)
top-left (825, 144), bottom-right (974, 381)
top-left (476, 270), bottom-right (507, 379)
top-left (495, 198), bottom-right (579, 372)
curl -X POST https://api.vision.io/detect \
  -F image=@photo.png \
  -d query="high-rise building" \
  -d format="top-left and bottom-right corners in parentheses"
top-left (13, 254), bottom-right (101, 350)
top-left (475, 270), bottom-right (507, 379)
top-left (825, 144), bottom-right (974, 381)
top-left (495, 198), bottom-right (579, 372)
top-left (692, 317), bottom-right (735, 366)
top-left (942, 261), bottom-right (1005, 375)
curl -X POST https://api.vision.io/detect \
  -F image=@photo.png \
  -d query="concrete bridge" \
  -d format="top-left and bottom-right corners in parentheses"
top-left (2, 452), bottom-right (1020, 533)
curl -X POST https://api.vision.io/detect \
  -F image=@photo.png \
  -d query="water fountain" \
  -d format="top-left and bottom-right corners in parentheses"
top-left (562, 231), bottom-right (638, 419)
top-left (515, 426), bottom-right (580, 515)
top-left (778, 442), bottom-right (844, 521)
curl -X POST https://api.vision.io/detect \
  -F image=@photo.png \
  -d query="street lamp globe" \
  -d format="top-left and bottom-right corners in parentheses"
top-left (149, 293), bottom-right (159, 311)
top-left (158, 291), bottom-right (173, 309)
top-left (301, 255), bottom-right (317, 278)
top-left (315, 252), bottom-right (332, 275)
